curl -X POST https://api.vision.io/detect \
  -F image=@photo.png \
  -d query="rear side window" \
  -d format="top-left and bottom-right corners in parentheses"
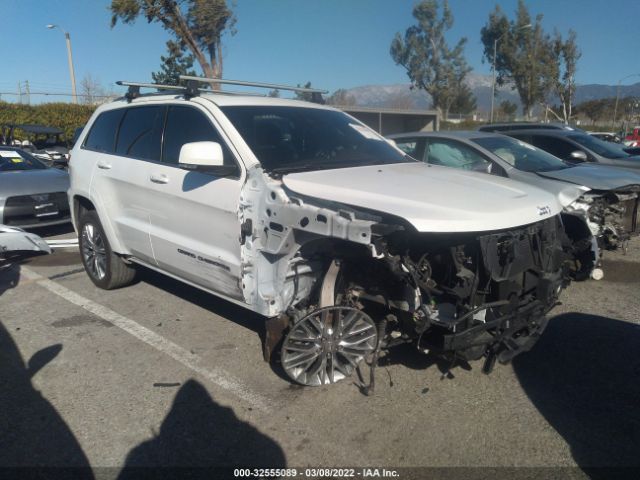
top-left (115, 106), bottom-right (164, 161)
top-left (83, 109), bottom-right (125, 153)
top-left (162, 105), bottom-right (234, 166)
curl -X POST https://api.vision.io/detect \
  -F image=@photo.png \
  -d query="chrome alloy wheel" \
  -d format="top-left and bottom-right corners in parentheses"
top-left (282, 306), bottom-right (378, 386)
top-left (81, 223), bottom-right (107, 280)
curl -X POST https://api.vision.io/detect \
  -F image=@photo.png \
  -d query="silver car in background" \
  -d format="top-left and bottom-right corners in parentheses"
top-left (0, 147), bottom-right (70, 228)
top-left (388, 131), bottom-right (640, 280)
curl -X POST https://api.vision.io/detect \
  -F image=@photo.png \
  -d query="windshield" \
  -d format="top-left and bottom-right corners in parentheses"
top-left (471, 136), bottom-right (570, 172)
top-left (220, 106), bottom-right (412, 172)
top-left (568, 134), bottom-right (630, 159)
top-left (0, 149), bottom-right (47, 172)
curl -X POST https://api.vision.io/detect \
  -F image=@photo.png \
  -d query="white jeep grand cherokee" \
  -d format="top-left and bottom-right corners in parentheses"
top-left (69, 80), bottom-right (571, 387)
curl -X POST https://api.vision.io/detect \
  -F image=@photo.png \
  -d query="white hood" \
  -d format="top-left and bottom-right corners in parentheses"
top-left (282, 162), bottom-right (562, 233)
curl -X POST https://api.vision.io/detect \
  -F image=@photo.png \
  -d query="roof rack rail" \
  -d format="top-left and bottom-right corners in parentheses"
top-left (115, 78), bottom-right (327, 103)
top-left (179, 75), bottom-right (327, 103)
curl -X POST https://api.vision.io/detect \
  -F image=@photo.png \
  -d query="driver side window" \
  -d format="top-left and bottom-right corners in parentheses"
top-left (424, 139), bottom-right (491, 171)
top-left (528, 135), bottom-right (578, 161)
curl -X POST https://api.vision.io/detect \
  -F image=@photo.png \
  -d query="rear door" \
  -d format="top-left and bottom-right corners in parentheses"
top-left (87, 106), bottom-right (164, 263)
top-left (147, 103), bottom-right (244, 300)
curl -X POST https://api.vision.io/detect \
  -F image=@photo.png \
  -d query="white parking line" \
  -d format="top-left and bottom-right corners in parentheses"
top-left (21, 267), bottom-right (272, 412)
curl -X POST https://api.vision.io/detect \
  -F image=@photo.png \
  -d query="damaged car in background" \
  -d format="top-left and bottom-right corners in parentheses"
top-left (389, 131), bottom-right (640, 280)
top-left (69, 77), bottom-right (576, 388)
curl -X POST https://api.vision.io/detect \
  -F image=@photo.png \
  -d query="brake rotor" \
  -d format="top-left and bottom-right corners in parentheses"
top-left (281, 306), bottom-right (378, 386)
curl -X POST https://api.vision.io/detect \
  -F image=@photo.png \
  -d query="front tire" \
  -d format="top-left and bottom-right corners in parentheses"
top-left (78, 210), bottom-right (136, 289)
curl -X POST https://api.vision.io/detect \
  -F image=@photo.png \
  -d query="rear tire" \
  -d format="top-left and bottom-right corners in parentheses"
top-left (78, 210), bottom-right (136, 289)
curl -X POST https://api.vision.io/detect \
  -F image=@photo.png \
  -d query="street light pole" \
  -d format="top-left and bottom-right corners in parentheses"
top-left (47, 24), bottom-right (78, 104)
top-left (613, 73), bottom-right (640, 129)
top-left (489, 24), bottom-right (531, 124)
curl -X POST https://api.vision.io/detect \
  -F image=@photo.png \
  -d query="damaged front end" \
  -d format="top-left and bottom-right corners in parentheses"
top-left (566, 187), bottom-right (640, 253)
top-left (238, 167), bottom-right (571, 387)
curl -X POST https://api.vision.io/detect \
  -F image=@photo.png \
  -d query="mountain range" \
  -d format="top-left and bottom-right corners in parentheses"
top-left (339, 74), bottom-right (640, 114)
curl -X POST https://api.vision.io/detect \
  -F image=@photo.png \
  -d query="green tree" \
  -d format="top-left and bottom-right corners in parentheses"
top-left (575, 98), bottom-right (615, 125)
top-left (481, 0), bottom-right (556, 118)
top-left (152, 40), bottom-right (197, 85)
top-left (499, 100), bottom-right (518, 120)
top-left (449, 82), bottom-right (477, 115)
top-left (390, 0), bottom-right (471, 119)
top-left (267, 89), bottom-right (280, 98)
top-left (110, 0), bottom-right (235, 83)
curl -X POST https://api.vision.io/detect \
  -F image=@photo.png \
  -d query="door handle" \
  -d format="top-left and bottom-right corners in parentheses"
top-left (150, 173), bottom-right (169, 184)
top-left (97, 161), bottom-right (112, 170)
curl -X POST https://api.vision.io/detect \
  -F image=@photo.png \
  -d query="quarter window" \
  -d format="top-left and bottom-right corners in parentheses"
top-left (83, 109), bottom-right (125, 153)
top-left (115, 106), bottom-right (164, 161)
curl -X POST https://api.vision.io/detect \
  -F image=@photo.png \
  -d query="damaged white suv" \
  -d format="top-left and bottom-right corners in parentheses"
top-left (69, 79), bottom-right (572, 387)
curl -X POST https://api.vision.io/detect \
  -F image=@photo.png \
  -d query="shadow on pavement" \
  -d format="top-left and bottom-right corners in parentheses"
top-left (0, 263), bottom-right (20, 297)
top-left (0, 321), bottom-right (93, 476)
top-left (30, 223), bottom-right (76, 238)
top-left (512, 313), bottom-right (640, 477)
top-left (598, 258), bottom-right (640, 283)
top-left (136, 268), bottom-right (265, 338)
top-left (118, 379), bottom-right (286, 477)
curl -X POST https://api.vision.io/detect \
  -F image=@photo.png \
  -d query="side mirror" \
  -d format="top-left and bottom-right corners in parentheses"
top-left (568, 150), bottom-right (588, 163)
top-left (178, 141), bottom-right (237, 176)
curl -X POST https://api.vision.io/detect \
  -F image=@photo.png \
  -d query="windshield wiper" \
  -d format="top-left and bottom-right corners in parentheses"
top-left (269, 162), bottom-right (344, 174)
top-left (269, 156), bottom-right (418, 174)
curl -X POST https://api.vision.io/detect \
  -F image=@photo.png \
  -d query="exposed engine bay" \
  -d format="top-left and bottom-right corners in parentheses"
top-left (579, 190), bottom-right (639, 250)
top-left (564, 189), bottom-right (639, 278)
top-left (238, 166), bottom-right (573, 388)
top-left (277, 215), bottom-right (570, 387)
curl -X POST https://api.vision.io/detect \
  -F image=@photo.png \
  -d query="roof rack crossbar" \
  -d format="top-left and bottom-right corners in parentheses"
top-left (116, 80), bottom-right (187, 92)
top-left (178, 75), bottom-right (328, 94)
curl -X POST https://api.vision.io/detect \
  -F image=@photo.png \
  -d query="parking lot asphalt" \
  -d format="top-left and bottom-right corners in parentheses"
top-left (1, 226), bottom-right (639, 477)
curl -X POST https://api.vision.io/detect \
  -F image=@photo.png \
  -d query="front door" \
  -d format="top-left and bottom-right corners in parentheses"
top-left (147, 104), bottom-right (244, 300)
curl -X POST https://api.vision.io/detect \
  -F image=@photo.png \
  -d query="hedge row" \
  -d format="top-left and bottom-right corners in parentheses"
top-left (0, 102), bottom-right (97, 142)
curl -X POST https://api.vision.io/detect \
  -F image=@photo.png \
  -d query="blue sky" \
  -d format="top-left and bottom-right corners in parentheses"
top-left (1, 0), bottom-right (636, 102)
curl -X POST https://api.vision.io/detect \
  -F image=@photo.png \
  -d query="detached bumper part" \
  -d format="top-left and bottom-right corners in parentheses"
top-left (0, 225), bottom-right (52, 264)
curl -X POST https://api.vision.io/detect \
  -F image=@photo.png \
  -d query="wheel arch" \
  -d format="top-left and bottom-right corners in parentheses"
top-left (73, 194), bottom-right (127, 255)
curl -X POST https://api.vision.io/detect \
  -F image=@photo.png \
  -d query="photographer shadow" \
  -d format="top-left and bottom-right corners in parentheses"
top-left (0, 320), bottom-right (93, 475)
top-left (118, 379), bottom-right (286, 478)
top-left (512, 312), bottom-right (640, 477)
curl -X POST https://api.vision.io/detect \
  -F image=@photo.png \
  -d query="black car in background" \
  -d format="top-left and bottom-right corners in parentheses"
top-left (496, 128), bottom-right (640, 170)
